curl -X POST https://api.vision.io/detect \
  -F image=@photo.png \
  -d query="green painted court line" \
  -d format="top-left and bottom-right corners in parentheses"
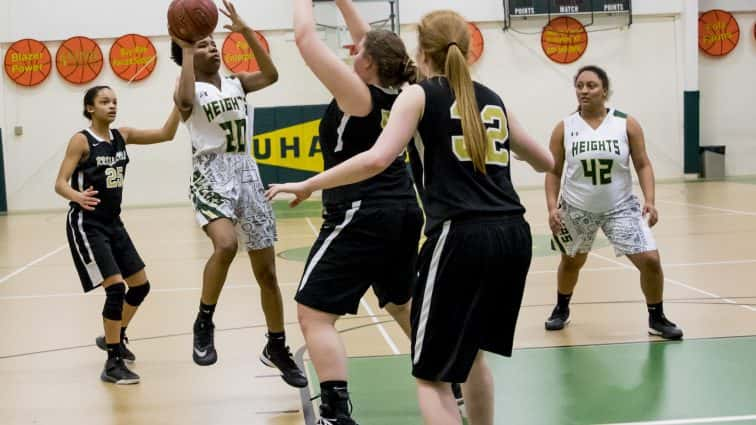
top-left (306, 336), bottom-right (756, 425)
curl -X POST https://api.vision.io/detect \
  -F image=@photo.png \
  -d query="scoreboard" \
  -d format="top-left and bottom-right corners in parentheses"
top-left (508, 0), bottom-right (631, 17)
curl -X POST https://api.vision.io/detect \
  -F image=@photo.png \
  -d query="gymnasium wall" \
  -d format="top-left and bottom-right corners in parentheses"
top-left (0, 0), bottom-right (753, 212)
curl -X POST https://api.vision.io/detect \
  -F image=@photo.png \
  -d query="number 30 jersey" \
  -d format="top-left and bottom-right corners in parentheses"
top-left (561, 108), bottom-right (632, 213)
top-left (186, 76), bottom-right (252, 157)
top-left (412, 77), bottom-right (525, 235)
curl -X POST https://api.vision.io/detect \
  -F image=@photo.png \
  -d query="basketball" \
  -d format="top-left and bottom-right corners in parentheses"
top-left (698, 9), bottom-right (740, 57)
top-left (541, 16), bottom-right (587, 64)
top-left (167, 0), bottom-right (219, 42)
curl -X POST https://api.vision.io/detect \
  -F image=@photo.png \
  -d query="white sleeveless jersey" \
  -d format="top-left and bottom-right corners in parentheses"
top-left (186, 76), bottom-right (254, 157)
top-left (561, 108), bottom-right (633, 212)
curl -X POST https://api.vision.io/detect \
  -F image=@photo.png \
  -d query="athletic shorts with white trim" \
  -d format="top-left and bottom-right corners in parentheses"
top-left (411, 215), bottom-right (532, 383)
top-left (66, 208), bottom-right (145, 292)
top-left (295, 200), bottom-right (423, 316)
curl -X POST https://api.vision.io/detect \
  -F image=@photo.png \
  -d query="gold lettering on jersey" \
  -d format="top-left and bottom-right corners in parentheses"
top-left (96, 151), bottom-right (128, 167)
top-left (571, 140), bottom-right (620, 156)
top-left (202, 96), bottom-right (246, 122)
top-left (450, 102), bottom-right (510, 167)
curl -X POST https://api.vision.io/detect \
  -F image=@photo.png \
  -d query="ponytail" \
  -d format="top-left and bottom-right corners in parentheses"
top-left (445, 44), bottom-right (487, 174)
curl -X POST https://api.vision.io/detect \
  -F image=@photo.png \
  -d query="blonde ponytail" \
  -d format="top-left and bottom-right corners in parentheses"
top-left (445, 44), bottom-right (487, 174)
top-left (419, 11), bottom-right (488, 174)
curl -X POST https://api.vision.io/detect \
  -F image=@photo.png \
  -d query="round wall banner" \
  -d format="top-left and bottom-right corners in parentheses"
top-left (541, 16), bottom-right (588, 64)
top-left (4, 39), bottom-right (52, 87)
top-left (56, 36), bottom-right (104, 85)
top-left (698, 9), bottom-right (740, 56)
top-left (222, 31), bottom-right (270, 73)
top-left (467, 22), bottom-right (484, 64)
top-left (109, 34), bottom-right (158, 82)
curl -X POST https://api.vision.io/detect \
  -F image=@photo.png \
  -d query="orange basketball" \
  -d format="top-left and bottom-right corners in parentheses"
top-left (3, 39), bottom-right (52, 87)
top-left (699, 9), bottom-right (740, 57)
top-left (541, 16), bottom-right (588, 65)
top-left (168, 0), bottom-right (218, 42)
top-left (56, 36), bottom-right (103, 85)
top-left (222, 31), bottom-right (270, 73)
top-left (109, 34), bottom-right (158, 83)
top-left (467, 22), bottom-right (484, 65)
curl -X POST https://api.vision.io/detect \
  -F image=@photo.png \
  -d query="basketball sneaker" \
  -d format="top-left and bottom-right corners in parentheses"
top-left (100, 357), bottom-right (139, 385)
top-left (317, 388), bottom-right (358, 425)
top-left (193, 318), bottom-right (218, 366)
top-left (260, 343), bottom-right (308, 388)
top-left (649, 315), bottom-right (683, 340)
top-left (95, 335), bottom-right (135, 363)
top-left (544, 305), bottom-right (570, 331)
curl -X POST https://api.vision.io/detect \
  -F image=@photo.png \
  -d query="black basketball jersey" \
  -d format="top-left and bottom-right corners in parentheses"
top-left (318, 85), bottom-right (415, 205)
top-left (69, 128), bottom-right (129, 220)
top-left (412, 77), bottom-right (525, 234)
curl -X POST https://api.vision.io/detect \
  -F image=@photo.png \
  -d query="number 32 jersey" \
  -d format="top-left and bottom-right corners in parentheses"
top-left (186, 76), bottom-right (252, 157)
top-left (561, 108), bottom-right (632, 213)
top-left (412, 77), bottom-right (525, 234)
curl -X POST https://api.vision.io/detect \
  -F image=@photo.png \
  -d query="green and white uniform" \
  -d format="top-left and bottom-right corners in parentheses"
top-left (553, 108), bottom-right (655, 257)
top-left (186, 76), bottom-right (276, 250)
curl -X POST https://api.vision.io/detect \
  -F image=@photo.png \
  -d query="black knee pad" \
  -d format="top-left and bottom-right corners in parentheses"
top-left (103, 283), bottom-right (126, 321)
top-left (125, 281), bottom-right (151, 307)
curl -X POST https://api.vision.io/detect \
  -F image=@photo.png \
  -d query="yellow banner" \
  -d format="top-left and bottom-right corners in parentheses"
top-left (252, 119), bottom-right (324, 173)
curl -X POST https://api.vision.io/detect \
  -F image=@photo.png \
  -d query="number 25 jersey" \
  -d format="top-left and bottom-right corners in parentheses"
top-left (560, 109), bottom-right (632, 213)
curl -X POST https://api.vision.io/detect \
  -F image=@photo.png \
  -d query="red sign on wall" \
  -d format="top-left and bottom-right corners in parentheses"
top-left (222, 31), bottom-right (270, 73)
top-left (56, 36), bottom-right (104, 85)
top-left (109, 34), bottom-right (158, 82)
top-left (699, 9), bottom-right (740, 56)
top-left (4, 39), bottom-right (52, 87)
top-left (541, 16), bottom-right (588, 64)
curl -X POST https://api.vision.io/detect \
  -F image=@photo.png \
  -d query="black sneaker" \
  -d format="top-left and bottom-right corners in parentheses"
top-left (100, 357), bottom-right (140, 385)
top-left (649, 315), bottom-right (683, 340)
top-left (261, 344), bottom-right (308, 388)
top-left (193, 319), bottom-right (218, 366)
top-left (545, 305), bottom-right (570, 331)
top-left (318, 390), bottom-right (358, 425)
top-left (96, 335), bottom-right (136, 363)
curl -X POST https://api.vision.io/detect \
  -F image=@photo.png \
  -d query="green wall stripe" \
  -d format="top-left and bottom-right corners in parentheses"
top-left (684, 90), bottom-right (700, 174)
top-left (0, 128), bottom-right (7, 213)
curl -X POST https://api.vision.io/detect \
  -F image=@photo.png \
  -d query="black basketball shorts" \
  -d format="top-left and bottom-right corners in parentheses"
top-left (66, 208), bottom-right (145, 292)
top-left (410, 215), bottom-right (532, 383)
top-left (295, 200), bottom-right (423, 315)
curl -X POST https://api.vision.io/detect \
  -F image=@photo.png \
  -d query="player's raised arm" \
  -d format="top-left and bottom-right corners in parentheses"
top-left (293, 0), bottom-right (372, 117)
top-left (220, 0), bottom-right (278, 93)
top-left (172, 35), bottom-right (197, 120)
top-left (121, 106), bottom-right (181, 145)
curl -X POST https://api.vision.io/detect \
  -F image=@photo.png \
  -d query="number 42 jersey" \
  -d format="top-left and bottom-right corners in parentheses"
top-left (186, 76), bottom-right (252, 157)
top-left (560, 108), bottom-right (633, 213)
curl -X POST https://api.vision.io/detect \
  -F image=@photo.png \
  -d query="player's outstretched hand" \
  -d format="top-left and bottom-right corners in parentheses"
top-left (169, 28), bottom-right (195, 50)
top-left (265, 182), bottom-right (312, 208)
top-left (220, 0), bottom-right (249, 33)
top-left (77, 186), bottom-right (100, 211)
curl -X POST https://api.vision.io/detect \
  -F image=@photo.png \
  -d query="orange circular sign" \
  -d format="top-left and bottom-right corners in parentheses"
top-left (698, 9), bottom-right (740, 56)
top-left (56, 36), bottom-right (103, 85)
top-left (467, 22), bottom-right (484, 65)
top-left (109, 34), bottom-right (157, 82)
top-left (4, 39), bottom-right (52, 87)
top-left (541, 16), bottom-right (588, 64)
top-left (222, 31), bottom-right (270, 73)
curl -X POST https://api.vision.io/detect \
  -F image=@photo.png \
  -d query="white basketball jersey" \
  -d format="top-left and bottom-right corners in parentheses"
top-left (186, 76), bottom-right (254, 157)
top-left (561, 108), bottom-right (633, 212)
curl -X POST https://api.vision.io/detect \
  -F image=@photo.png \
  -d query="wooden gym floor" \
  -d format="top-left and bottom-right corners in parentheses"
top-left (2, 179), bottom-right (756, 425)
